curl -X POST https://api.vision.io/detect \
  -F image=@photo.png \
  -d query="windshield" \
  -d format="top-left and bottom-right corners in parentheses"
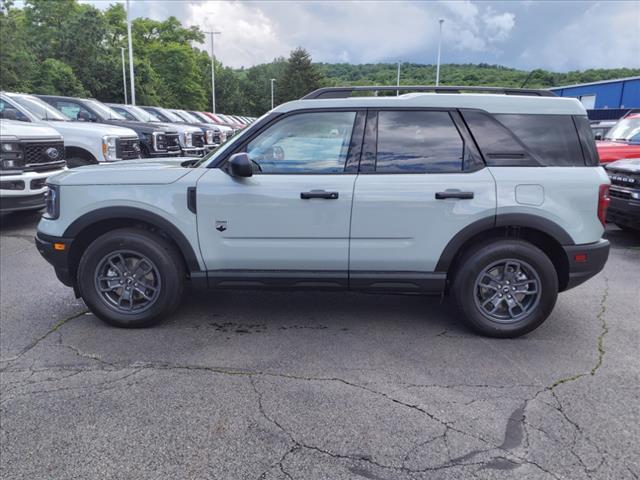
top-left (605, 117), bottom-right (640, 143)
top-left (84, 99), bottom-right (127, 121)
top-left (174, 110), bottom-right (200, 123)
top-left (156, 108), bottom-right (182, 122)
top-left (128, 105), bottom-right (161, 122)
top-left (189, 112), bottom-right (271, 168)
top-left (11, 95), bottom-right (68, 121)
top-left (190, 111), bottom-right (213, 123)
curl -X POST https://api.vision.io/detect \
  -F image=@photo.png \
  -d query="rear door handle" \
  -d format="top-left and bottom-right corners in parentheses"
top-left (300, 190), bottom-right (339, 200)
top-left (435, 190), bottom-right (474, 200)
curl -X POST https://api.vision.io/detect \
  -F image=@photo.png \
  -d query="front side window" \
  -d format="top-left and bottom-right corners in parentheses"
top-left (246, 111), bottom-right (356, 174)
top-left (111, 107), bottom-right (136, 121)
top-left (376, 111), bottom-right (464, 173)
top-left (53, 100), bottom-right (90, 121)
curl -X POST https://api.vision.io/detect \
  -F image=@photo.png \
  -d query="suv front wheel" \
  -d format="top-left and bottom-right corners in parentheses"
top-left (77, 228), bottom-right (184, 328)
top-left (452, 240), bottom-right (558, 338)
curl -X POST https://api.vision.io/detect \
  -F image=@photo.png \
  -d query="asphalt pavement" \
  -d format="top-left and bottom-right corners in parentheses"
top-left (1, 211), bottom-right (638, 480)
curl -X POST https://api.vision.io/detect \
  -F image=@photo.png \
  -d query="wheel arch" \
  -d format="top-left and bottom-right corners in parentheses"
top-left (63, 207), bottom-right (202, 282)
top-left (65, 146), bottom-right (98, 163)
top-left (437, 214), bottom-right (574, 292)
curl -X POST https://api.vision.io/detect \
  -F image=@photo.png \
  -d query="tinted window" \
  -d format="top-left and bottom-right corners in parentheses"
top-left (376, 111), bottom-right (464, 173)
top-left (573, 116), bottom-right (599, 166)
top-left (246, 111), bottom-right (356, 174)
top-left (495, 114), bottom-right (585, 166)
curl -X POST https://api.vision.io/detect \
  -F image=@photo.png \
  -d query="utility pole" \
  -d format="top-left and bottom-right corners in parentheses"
top-left (204, 30), bottom-right (222, 113)
top-left (435, 19), bottom-right (444, 86)
top-left (396, 62), bottom-right (401, 95)
top-left (270, 78), bottom-right (276, 110)
top-left (126, 0), bottom-right (136, 104)
top-left (121, 47), bottom-right (128, 104)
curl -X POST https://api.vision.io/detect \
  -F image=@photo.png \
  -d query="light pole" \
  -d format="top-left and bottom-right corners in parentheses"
top-left (120, 47), bottom-right (128, 104)
top-left (396, 61), bottom-right (401, 96)
top-left (126, 0), bottom-right (135, 104)
top-left (435, 18), bottom-right (444, 86)
top-left (270, 78), bottom-right (276, 110)
top-left (204, 30), bottom-right (222, 113)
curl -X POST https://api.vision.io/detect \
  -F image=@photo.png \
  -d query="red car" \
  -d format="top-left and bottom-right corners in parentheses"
top-left (596, 113), bottom-right (640, 163)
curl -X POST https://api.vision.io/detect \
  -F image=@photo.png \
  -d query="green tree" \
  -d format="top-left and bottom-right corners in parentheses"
top-left (32, 58), bottom-right (85, 96)
top-left (279, 48), bottom-right (325, 102)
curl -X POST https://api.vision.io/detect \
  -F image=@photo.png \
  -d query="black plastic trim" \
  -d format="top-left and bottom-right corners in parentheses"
top-left (494, 213), bottom-right (575, 245)
top-left (62, 207), bottom-right (202, 273)
top-left (302, 86), bottom-right (557, 99)
top-left (208, 270), bottom-right (348, 290)
top-left (434, 213), bottom-right (576, 272)
top-left (349, 271), bottom-right (446, 293)
top-left (35, 232), bottom-right (74, 286)
top-left (0, 193), bottom-right (46, 212)
top-left (563, 240), bottom-right (610, 290)
top-left (435, 216), bottom-right (495, 272)
top-left (187, 187), bottom-right (197, 214)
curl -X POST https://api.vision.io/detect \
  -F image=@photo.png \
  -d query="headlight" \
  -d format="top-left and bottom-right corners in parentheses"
top-left (1, 142), bottom-right (23, 169)
top-left (102, 136), bottom-right (118, 161)
top-left (44, 184), bottom-right (60, 219)
top-left (205, 129), bottom-right (214, 145)
top-left (184, 132), bottom-right (193, 148)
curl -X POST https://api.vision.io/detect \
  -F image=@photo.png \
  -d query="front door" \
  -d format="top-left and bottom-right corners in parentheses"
top-left (196, 110), bottom-right (362, 288)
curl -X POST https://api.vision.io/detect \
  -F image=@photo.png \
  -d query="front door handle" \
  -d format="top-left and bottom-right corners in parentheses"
top-left (300, 190), bottom-right (339, 200)
top-left (435, 190), bottom-right (474, 200)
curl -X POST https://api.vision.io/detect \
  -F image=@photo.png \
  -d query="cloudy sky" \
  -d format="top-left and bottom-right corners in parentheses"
top-left (86, 0), bottom-right (639, 71)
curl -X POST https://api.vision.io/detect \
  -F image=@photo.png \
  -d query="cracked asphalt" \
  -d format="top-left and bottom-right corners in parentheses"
top-left (1, 211), bottom-right (639, 480)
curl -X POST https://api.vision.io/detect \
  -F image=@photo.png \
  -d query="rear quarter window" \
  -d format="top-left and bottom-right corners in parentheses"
top-left (494, 114), bottom-right (586, 166)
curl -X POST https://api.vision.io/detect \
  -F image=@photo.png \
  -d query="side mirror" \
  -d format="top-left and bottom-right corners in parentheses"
top-left (228, 152), bottom-right (253, 178)
top-left (594, 133), bottom-right (602, 140)
top-left (77, 111), bottom-right (95, 122)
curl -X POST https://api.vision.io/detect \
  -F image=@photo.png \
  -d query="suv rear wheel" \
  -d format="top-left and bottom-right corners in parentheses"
top-left (452, 240), bottom-right (558, 338)
top-left (77, 228), bottom-right (184, 328)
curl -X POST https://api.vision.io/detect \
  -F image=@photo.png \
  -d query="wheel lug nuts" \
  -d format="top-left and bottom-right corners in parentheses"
top-left (512, 287), bottom-right (516, 290)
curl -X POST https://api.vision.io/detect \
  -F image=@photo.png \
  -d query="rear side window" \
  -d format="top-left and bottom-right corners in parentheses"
top-left (376, 111), bottom-right (464, 173)
top-left (494, 114), bottom-right (585, 166)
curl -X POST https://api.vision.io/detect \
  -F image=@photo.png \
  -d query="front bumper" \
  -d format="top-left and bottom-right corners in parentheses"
top-left (0, 169), bottom-right (65, 212)
top-left (182, 147), bottom-right (206, 157)
top-left (148, 149), bottom-right (182, 158)
top-left (35, 232), bottom-right (75, 287)
top-left (562, 239), bottom-right (610, 291)
top-left (607, 186), bottom-right (640, 230)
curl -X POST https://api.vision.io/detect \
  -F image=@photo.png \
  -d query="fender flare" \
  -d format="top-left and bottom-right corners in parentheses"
top-left (63, 206), bottom-right (202, 273)
top-left (435, 213), bottom-right (575, 272)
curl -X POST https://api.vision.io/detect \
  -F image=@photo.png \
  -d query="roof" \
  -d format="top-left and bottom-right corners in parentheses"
top-left (549, 76), bottom-right (640, 91)
top-left (273, 93), bottom-right (587, 116)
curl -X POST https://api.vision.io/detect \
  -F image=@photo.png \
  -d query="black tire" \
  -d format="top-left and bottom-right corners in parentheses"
top-left (77, 228), bottom-right (184, 328)
top-left (452, 240), bottom-right (558, 338)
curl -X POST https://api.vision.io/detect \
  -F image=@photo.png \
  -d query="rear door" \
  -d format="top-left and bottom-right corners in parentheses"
top-left (196, 110), bottom-right (364, 287)
top-left (349, 109), bottom-right (496, 290)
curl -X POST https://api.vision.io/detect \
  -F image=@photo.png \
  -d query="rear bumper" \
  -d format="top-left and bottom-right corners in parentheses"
top-left (562, 239), bottom-right (610, 291)
top-left (35, 232), bottom-right (75, 287)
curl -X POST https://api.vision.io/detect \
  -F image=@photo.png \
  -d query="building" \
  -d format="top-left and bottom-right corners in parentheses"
top-left (549, 76), bottom-right (640, 121)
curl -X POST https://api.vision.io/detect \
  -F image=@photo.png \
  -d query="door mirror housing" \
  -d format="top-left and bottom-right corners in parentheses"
top-left (228, 152), bottom-right (253, 178)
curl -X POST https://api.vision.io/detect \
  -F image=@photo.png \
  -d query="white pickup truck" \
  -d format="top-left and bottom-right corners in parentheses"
top-left (1, 92), bottom-right (140, 168)
top-left (0, 119), bottom-right (66, 212)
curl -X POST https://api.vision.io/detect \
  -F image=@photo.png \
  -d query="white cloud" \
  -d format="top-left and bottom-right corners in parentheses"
top-left (82, 0), bottom-right (638, 71)
top-left (519, 1), bottom-right (640, 70)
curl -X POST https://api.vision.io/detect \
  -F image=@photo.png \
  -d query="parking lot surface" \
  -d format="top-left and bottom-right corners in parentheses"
top-left (1, 212), bottom-right (638, 480)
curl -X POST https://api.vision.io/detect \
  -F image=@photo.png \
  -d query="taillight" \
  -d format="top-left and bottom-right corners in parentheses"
top-left (597, 184), bottom-right (610, 227)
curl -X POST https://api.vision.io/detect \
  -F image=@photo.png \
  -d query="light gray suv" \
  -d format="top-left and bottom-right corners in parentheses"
top-left (36, 86), bottom-right (611, 337)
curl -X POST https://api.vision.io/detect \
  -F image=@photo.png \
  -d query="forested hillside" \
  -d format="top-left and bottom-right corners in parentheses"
top-left (2, 0), bottom-right (638, 116)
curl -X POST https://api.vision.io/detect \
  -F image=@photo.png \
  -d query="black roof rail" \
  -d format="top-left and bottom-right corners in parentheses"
top-left (302, 85), bottom-right (557, 100)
